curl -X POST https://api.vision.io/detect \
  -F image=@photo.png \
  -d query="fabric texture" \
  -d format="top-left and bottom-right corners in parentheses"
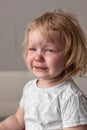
top-left (20, 78), bottom-right (87, 130)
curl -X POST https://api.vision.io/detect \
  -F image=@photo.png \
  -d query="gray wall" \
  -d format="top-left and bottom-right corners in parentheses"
top-left (0, 0), bottom-right (87, 70)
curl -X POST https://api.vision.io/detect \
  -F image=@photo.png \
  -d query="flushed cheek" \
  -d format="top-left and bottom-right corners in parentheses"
top-left (26, 56), bottom-right (33, 69)
top-left (47, 55), bottom-right (65, 73)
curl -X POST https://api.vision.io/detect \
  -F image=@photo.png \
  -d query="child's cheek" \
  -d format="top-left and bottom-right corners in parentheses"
top-left (26, 56), bottom-right (33, 69)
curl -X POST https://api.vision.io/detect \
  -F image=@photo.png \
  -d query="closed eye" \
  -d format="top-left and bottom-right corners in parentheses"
top-left (28, 48), bottom-right (36, 51)
top-left (46, 49), bottom-right (56, 53)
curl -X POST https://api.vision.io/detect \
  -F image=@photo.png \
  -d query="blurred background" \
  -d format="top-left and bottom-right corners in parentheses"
top-left (0, 0), bottom-right (87, 118)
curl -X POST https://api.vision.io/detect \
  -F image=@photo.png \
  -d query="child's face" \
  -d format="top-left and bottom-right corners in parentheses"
top-left (26, 29), bottom-right (65, 81)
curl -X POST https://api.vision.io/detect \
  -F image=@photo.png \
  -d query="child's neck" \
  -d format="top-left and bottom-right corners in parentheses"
top-left (36, 77), bottom-right (63, 88)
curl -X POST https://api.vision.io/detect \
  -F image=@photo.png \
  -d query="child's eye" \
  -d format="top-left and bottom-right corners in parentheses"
top-left (46, 49), bottom-right (55, 53)
top-left (28, 48), bottom-right (36, 51)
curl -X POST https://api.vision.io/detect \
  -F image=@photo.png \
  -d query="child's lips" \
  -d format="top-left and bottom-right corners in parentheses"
top-left (34, 66), bottom-right (48, 70)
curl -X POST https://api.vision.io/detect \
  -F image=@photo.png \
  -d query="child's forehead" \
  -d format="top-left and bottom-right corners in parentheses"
top-left (28, 29), bottom-right (65, 50)
top-left (28, 29), bottom-right (61, 43)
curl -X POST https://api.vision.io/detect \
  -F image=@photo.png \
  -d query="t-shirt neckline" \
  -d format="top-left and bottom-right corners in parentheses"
top-left (34, 78), bottom-right (72, 92)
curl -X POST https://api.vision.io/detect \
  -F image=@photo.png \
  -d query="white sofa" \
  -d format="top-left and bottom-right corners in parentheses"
top-left (0, 71), bottom-right (35, 117)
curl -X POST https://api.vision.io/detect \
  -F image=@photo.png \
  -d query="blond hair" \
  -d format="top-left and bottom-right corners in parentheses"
top-left (23, 8), bottom-right (87, 81)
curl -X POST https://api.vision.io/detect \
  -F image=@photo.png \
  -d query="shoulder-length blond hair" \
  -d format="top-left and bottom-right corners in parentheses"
top-left (23, 8), bottom-right (87, 81)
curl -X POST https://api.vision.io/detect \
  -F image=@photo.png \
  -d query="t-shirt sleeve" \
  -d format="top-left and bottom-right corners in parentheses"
top-left (61, 93), bottom-right (87, 128)
top-left (19, 87), bottom-right (26, 108)
top-left (19, 83), bottom-right (28, 108)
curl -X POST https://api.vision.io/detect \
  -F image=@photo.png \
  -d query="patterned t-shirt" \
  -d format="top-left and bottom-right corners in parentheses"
top-left (20, 78), bottom-right (87, 130)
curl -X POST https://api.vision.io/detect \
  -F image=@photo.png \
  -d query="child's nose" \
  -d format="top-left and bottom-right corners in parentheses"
top-left (35, 52), bottom-right (44, 62)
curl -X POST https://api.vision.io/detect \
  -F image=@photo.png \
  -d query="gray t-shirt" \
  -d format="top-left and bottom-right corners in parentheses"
top-left (20, 78), bottom-right (87, 130)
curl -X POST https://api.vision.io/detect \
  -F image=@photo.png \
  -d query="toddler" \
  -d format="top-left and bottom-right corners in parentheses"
top-left (0, 8), bottom-right (87, 130)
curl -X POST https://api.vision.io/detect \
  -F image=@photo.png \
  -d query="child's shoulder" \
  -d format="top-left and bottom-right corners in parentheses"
top-left (23, 78), bottom-right (37, 91)
top-left (64, 78), bottom-right (83, 94)
top-left (60, 78), bottom-right (87, 103)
